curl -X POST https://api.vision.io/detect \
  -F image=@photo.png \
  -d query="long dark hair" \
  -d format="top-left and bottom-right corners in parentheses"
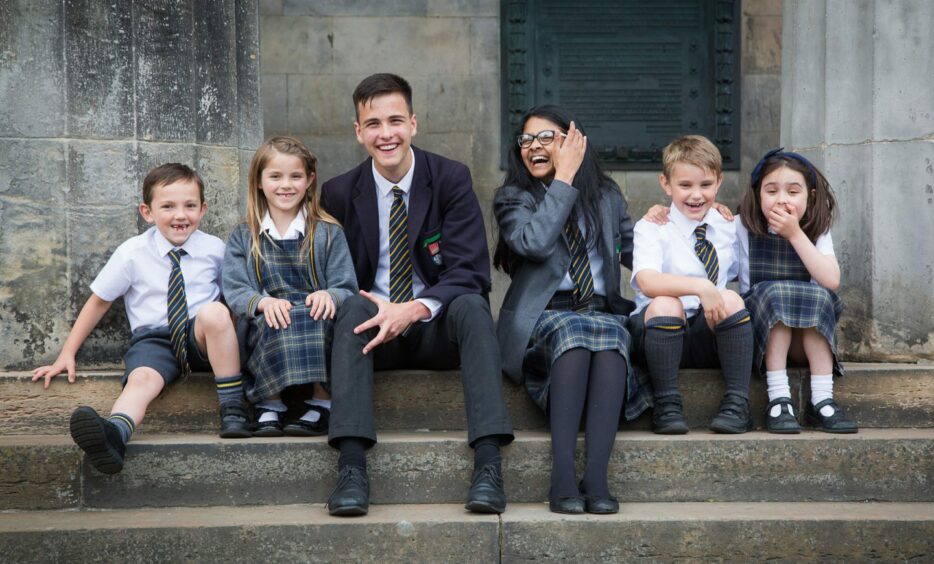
top-left (493, 105), bottom-right (618, 274)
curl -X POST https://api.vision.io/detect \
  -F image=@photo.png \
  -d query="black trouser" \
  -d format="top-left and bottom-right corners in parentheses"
top-left (328, 293), bottom-right (514, 448)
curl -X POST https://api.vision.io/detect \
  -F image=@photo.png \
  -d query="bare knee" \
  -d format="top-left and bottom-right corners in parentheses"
top-left (196, 302), bottom-right (234, 335)
top-left (125, 367), bottom-right (165, 395)
top-left (645, 296), bottom-right (684, 320)
top-left (720, 290), bottom-right (746, 315)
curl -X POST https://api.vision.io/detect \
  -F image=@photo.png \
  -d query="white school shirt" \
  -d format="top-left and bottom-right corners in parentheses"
top-left (631, 204), bottom-right (738, 316)
top-left (734, 218), bottom-right (835, 294)
top-left (261, 208), bottom-right (306, 240)
top-left (371, 152), bottom-right (443, 321)
top-left (90, 227), bottom-right (225, 332)
top-left (551, 185), bottom-right (606, 296)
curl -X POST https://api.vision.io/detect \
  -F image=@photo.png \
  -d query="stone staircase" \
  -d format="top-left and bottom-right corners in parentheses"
top-left (1, 364), bottom-right (932, 561)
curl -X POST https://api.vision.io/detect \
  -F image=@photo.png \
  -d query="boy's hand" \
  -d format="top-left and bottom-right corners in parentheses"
top-left (305, 290), bottom-right (335, 320)
top-left (32, 353), bottom-right (77, 389)
top-left (257, 297), bottom-right (292, 329)
top-left (552, 121), bottom-right (587, 186)
top-left (354, 290), bottom-right (429, 355)
top-left (698, 282), bottom-right (727, 327)
top-left (766, 203), bottom-right (802, 239)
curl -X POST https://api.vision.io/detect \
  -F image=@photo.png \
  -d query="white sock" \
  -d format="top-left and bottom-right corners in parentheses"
top-left (256, 399), bottom-right (287, 423)
top-left (300, 398), bottom-right (331, 423)
top-left (306, 398), bottom-right (331, 410)
top-left (766, 370), bottom-right (793, 417)
top-left (810, 374), bottom-right (835, 416)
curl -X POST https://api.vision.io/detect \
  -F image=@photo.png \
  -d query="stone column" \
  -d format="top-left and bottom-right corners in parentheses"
top-left (782, 0), bottom-right (934, 360)
top-left (0, 0), bottom-right (262, 369)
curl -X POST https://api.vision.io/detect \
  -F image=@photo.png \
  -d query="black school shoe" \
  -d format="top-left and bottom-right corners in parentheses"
top-left (283, 405), bottom-right (329, 436)
top-left (548, 492), bottom-right (586, 514)
top-left (69, 406), bottom-right (126, 474)
top-left (805, 399), bottom-right (858, 433)
top-left (252, 407), bottom-right (284, 437)
top-left (709, 394), bottom-right (754, 434)
top-left (766, 397), bottom-right (801, 434)
top-left (219, 403), bottom-right (252, 439)
top-left (328, 466), bottom-right (370, 516)
top-left (579, 481), bottom-right (619, 515)
top-left (465, 463), bottom-right (507, 514)
top-left (652, 396), bottom-right (689, 434)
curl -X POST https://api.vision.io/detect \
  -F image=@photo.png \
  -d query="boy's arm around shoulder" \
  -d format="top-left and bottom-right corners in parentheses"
top-left (32, 293), bottom-right (113, 388)
top-left (222, 225), bottom-right (267, 318)
top-left (321, 223), bottom-right (359, 307)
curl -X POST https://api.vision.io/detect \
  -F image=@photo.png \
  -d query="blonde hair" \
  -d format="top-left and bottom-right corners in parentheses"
top-left (245, 136), bottom-right (338, 262)
top-left (661, 135), bottom-right (723, 179)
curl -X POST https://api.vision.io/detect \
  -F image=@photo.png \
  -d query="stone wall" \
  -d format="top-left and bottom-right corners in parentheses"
top-left (782, 0), bottom-right (934, 361)
top-left (260, 0), bottom-right (783, 309)
top-left (0, 0), bottom-right (262, 370)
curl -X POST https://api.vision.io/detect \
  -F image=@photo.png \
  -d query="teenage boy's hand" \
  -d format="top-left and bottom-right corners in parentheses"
top-left (257, 297), bottom-right (292, 329)
top-left (766, 203), bottom-right (802, 239)
top-left (306, 290), bottom-right (335, 320)
top-left (354, 290), bottom-right (430, 355)
top-left (698, 282), bottom-right (727, 327)
top-left (552, 121), bottom-right (587, 186)
top-left (32, 353), bottom-right (77, 389)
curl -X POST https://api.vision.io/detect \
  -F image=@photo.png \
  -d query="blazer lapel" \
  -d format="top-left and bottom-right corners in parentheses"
top-left (407, 148), bottom-right (431, 254)
top-left (351, 162), bottom-right (381, 277)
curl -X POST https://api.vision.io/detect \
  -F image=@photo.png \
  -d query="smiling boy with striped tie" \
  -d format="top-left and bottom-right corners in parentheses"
top-left (32, 163), bottom-right (250, 474)
top-left (629, 135), bottom-right (754, 435)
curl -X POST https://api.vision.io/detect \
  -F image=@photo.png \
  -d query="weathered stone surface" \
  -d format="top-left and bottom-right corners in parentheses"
top-left (0, 0), bottom-right (64, 137)
top-left (424, 76), bottom-right (491, 134)
top-left (0, 437), bottom-right (80, 510)
top-left (66, 141), bottom-right (138, 206)
top-left (331, 17), bottom-right (470, 76)
top-left (287, 74), bottom-right (359, 136)
top-left (261, 74), bottom-right (289, 134)
top-left (195, 145), bottom-right (242, 238)
top-left (296, 132), bottom-right (368, 186)
top-left (824, 0), bottom-right (873, 145)
top-left (194, 0), bottom-right (238, 146)
top-left (781, 1), bottom-right (825, 149)
top-left (469, 16), bottom-right (499, 76)
top-left (236, 0), bottom-right (263, 151)
top-left (0, 504), bottom-right (500, 563)
top-left (259, 0), bottom-right (283, 16)
top-left (744, 0), bottom-right (783, 17)
top-left (741, 74), bottom-right (781, 132)
top-left (743, 14), bottom-right (783, 74)
top-left (64, 0), bottom-right (134, 138)
top-left (283, 0), bottom-right (428, 17)
top-left (260, 16), bottom-right (333, 75)
top-left (502, 502), bottom-right (934, 562)
top-left (428, 0), bottom-right (498, 17)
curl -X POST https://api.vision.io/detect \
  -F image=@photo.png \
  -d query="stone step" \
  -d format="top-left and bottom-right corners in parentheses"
top-left (3, 429), bottom-right (931, 511)
top-left (2, 363), bottom-right (932, 435)
top-left (0, 502), bottom-right (931, 562)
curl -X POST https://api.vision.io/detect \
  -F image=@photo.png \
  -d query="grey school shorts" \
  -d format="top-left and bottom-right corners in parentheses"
top-left (122, 317), bottom-right (211, 386)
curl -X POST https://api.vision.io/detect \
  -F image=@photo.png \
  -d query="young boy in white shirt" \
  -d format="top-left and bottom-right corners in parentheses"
top-left (630, 135), bottom-right (754, 434)
top-left (33, 163), bottom-right (250, 474)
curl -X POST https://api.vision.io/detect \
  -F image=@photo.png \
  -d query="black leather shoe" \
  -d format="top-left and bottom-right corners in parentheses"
top-left (709, 394), bottom-right (754, 434)
top-left (465, 463), bottom-right (506, 514)
top-left (805, 399), bottom-right (858, 433)
top-left (579, 482), bottom-right (619, 514)
top-left (69, 406), bottom-right (126, 474)
top-left (252, 407), bottom-right (284, 437)
top-left (766, 397), bottom-right (801, 434)
top-left (283, 405), bottom-right (329, 436)
top-left (548, 494), bottom-right (585, 514)
top-left (328, 466), bottom-right (370, 516)
top-left (652, 396), bottom-right (689, 434)
top-left (219, 403), bottom-right (252, 439)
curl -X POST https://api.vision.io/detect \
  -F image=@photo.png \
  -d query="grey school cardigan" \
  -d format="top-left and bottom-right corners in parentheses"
top-left (493, 179), bottom-right (635, 385)
top-left (222, 221), bottom-right (358, 319)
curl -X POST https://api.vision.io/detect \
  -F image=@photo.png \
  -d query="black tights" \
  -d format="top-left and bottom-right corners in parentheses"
top-left (548, 348), bottom-right (627, 498)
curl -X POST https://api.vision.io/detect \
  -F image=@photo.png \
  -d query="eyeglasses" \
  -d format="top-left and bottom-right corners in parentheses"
top-left (517, 130), bottom-right (566, 148)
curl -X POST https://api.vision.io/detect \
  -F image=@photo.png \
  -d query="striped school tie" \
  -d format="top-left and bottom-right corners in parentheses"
top-left (693, 224), bottom-right (719, 284)
top-left (389, 187), bottom-right (414, 303)
top-left (167, 249), bottom-right (190, 377)
top-left (564, 216), bottom-right (594, 309)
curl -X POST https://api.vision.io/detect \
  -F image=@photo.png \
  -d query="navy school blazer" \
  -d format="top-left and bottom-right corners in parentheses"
top-left (320, 146), bottom-right (492, 309)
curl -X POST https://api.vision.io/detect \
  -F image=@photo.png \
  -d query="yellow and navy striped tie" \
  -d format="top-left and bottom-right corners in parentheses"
top-left (167, 249), bottom-right (190, 377)
top-left (693, 224), bottom-right (719, 284)
top-left (564, 217), bottom-right (594, 309)
top-left (389, 187), bottom-right (414, 303)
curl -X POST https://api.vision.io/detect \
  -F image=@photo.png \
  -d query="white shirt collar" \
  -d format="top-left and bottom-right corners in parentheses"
top-left (372, 148), bottom-right (416, 198)
top-left (151, 226), bottom-right (199, 257)
top-left (261, 208), bottom-right (307, 240)
top-left (668, 204), bottom-right (719, 239)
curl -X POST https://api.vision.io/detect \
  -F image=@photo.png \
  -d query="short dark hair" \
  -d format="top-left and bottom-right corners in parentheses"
top-left (352, 73), bottom-right (413, 119)
top-left (142, 163), bottom-right (204, 205)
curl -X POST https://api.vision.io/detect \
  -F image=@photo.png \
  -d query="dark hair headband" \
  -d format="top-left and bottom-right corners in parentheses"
top-left (751, 147), bottom-right (818, 188)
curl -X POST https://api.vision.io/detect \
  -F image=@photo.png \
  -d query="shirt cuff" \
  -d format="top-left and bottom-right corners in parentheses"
top-left (416, 297), bottom-right (443, 322)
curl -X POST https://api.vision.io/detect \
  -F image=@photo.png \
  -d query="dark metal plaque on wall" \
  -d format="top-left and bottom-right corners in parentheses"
top-left (502, 0), bottom-right (740, 169)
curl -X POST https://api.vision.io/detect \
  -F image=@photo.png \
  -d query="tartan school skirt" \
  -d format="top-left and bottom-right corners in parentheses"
top-left (522, 292), bottom-right (652, 421)
top-left (744, 279), bottom-right (844, 377)
top-left (245, 237), bottom-right (331, 403)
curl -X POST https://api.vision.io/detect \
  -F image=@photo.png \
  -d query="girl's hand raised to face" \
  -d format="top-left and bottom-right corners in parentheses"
top-left (766, 203), bottom-right (804, 239)
top-left (552, 121), bottom-right (587, 186)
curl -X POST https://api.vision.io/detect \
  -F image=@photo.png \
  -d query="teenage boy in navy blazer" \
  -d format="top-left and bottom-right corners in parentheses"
top-left (320, 73), bottom-right (514, 517)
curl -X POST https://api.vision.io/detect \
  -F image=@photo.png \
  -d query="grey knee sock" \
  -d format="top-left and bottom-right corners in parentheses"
top-left (715, 309), bottom-right (753, 399)
top-left (644, 316), bottom-right (685, 400)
